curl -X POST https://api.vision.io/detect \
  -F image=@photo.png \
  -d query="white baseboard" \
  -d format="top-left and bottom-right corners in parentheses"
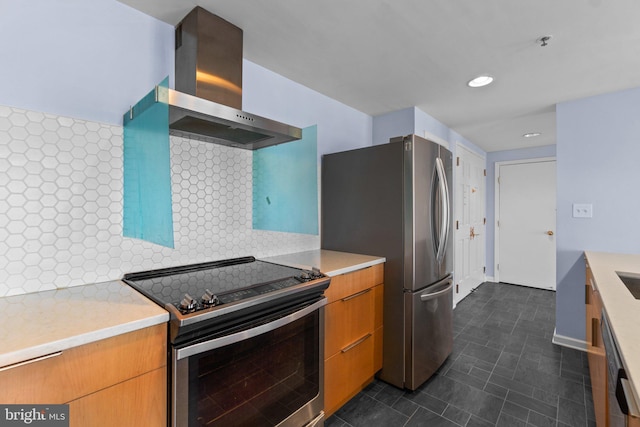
top-left (552, 329), bottom-right (588, 352)
top-left (485, 276), bottom-right (495, 283)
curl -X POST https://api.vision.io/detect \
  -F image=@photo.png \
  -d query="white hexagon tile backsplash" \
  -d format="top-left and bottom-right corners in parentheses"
top-left (0, 104), bottom-right (319, 297)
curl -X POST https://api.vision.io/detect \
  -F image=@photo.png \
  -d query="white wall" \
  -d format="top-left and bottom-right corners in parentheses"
top-left (556, 86), bottom-right (640, 341)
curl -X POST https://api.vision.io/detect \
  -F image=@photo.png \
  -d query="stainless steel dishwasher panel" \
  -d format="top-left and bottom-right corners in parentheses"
top-left (404, 276), bottom-right (453, 390)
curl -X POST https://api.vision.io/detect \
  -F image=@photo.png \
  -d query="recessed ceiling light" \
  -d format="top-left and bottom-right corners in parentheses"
top-left (467, 75), bottom-right (494, 88)
top-left (523, 132), bottom-right (541, 138)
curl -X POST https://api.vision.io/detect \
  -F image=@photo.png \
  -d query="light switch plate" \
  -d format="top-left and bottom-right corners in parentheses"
top-left (573, 203), bottom-right (593, 218)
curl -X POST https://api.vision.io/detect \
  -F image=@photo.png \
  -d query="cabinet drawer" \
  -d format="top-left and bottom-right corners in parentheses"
top-left (324, 329), bottom-right (377, 416)
top-left (69, 366), bottom-right (167, 427)
top-left (325, 287), bottom-right (375, 357)
top-left (0, 323), bottom-right (167, 404)
top-left (324, 264), bottom-right (383, 303)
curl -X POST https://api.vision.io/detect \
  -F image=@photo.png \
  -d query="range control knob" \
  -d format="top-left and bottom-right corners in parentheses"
top-left (298, 268), bottom-right (322, 281)
top-left (201, 289), bottom-right (220, 307)
top-left (179, 294), bottom-right (197, 312)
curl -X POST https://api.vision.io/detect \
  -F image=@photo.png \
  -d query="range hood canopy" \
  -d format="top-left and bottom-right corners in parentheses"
top-left (169, 7), bottom-right (301, 150)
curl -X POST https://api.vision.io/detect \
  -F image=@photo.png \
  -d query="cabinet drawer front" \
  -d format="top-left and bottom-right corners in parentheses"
top-left (69, 366), bottom-right (167, 427)
top-left (325, 289), bottom-right (375, 357)
top-left (324, 264), bottom-right (383, 303)
top-left (0, 324), bottom-right (167, 404)
top-left (324, 331), bottom-right (375, 416)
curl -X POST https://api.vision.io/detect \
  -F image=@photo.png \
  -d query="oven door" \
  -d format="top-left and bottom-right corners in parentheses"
top-left (172, 298), bottom-right (326, 427)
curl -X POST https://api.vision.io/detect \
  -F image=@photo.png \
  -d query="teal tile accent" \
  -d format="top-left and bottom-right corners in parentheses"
top-left (253, 125), bottom-right (318, 235)
top-left (123, 77), bottom-right (174, 248)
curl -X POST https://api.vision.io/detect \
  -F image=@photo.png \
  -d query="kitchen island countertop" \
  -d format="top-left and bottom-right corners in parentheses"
top-left (261, 249), bottom-right (385, 277)
top-left (585, 251), bottom-right (640, 411)
top-left (0, 281), bottom-right (168, 368)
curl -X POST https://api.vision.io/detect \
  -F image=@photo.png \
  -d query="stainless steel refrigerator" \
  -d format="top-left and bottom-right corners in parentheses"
top-left (322, 134), bottom-right (453, 390)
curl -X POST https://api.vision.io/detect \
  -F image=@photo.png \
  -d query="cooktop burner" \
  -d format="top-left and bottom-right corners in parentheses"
top-left (123, 256), bottom-right (330, 343)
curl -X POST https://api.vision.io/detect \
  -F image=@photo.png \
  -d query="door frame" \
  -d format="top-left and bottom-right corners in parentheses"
top-left (493, 157), bottom-right (556, 284)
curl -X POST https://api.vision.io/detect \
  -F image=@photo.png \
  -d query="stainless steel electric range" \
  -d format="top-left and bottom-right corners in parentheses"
top-left (124, 256), bottom-right (330, 427)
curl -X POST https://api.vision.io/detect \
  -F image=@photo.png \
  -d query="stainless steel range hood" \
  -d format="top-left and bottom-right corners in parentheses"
top-left (168, 7), bottom-right (301, 150)
top-left (165, 88), bottom-right (302, 150)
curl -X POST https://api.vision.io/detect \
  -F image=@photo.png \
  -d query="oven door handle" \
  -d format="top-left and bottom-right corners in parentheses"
top-left (175, 298), bottom-right (327, 360)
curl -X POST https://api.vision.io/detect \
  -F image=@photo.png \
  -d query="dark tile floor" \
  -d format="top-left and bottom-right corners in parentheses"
top-left (326, 282), bottom-right (595, 427)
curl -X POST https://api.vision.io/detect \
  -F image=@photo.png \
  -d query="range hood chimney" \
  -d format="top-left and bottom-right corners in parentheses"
top-left (167, 7), bottom-right (301, 150)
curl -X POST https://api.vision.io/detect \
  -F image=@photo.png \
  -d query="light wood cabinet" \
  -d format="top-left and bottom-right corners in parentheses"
top-left (324, 263), bottom-right (384, 417)
top-left (586, 261), bottom-right (607, 427)
top-left (0, 324), bottom-right (167, 427)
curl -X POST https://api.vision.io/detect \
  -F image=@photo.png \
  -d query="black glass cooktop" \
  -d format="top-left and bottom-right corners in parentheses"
top-left (123, 256), bottom-right (325, 314)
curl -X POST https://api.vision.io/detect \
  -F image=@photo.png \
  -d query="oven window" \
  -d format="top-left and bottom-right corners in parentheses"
top-left (188, 310), bottom-right (320, 426)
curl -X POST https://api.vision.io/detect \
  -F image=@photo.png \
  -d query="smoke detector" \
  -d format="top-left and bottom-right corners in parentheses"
top-left (537, 35), bottom-right (552, 47)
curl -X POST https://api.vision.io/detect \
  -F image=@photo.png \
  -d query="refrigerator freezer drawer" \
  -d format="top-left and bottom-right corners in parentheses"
top-left (404, 276), bottom-right (453, 390)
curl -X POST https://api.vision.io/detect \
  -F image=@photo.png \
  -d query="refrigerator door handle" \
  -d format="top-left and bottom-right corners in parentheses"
top-left (420, 280), bottom-right (453, 302)
top-left (434, 157), bottom-right (450, 263)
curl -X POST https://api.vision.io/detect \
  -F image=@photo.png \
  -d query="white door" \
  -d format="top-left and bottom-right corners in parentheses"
top-left (496, 159), bottom-right (556, 290)
top-left (454, 145), bottom-right (486, 305)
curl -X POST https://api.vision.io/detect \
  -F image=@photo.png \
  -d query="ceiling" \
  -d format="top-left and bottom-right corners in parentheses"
top-left (117, 0), bottom-right (640, 152)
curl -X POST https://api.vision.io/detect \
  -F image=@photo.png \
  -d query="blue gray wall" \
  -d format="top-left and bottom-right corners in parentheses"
top-left (0, 0), bottom-right (373, 297)
top-left (372, 106), bottom-right (485, 156)
top-left (244, 61), bottom-right (372, 157)
top-left (0, 0), bottom-right (372, 155)
top-left (372, 107), bottom-right (416, 146)
top-left (11, 1), bottom-right (640, 346)
top-left (0, 0), bottom-right (174, 125)
top-left (556, 86), bottom-right (640, 341)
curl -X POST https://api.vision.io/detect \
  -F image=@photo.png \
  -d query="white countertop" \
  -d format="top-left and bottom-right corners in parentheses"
top-left (585, 251), bottom-right (640, 408)
top-left (0, 281), bottom-right (168, 368)
top-left (0, 251), bottom-right (382, 369)
top-left (261, 249), bottom-right (385, 277)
